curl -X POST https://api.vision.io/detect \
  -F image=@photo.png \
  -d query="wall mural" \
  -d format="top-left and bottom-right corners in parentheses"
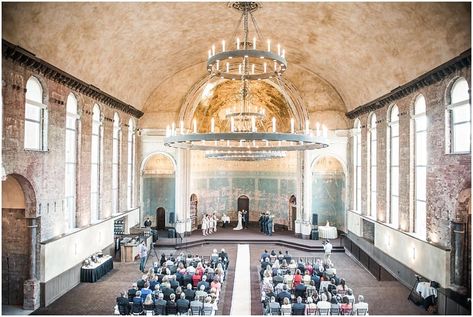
top-left (191, 171), bottom-right (296, 227)
top-left (312, 156), bottom-right (346, 230)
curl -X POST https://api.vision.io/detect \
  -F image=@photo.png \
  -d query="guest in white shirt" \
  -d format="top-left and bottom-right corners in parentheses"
top-left (353, 295), bottom-right (369, 315)
top-left (323, 240), bottom-right (333, 262)
top-left (317, 293), bottom-right (331, 311)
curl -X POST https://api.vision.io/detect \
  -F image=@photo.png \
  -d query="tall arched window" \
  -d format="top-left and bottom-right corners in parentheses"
top-left (353, 119), bottom-right (361, 213)
top-left (112, 113), bottom-right (121, 214)
top-left (65, 93), bottom-right (78, 230)
top-left (24, 76), bottom-right (48, 150)
top-left (368, 113), bottom-right (377, 219)
top-left (448, 78), bottom-right (471, 153)
top-left (90, 105), bottom-right (101, 223)
top-left (413, 95), bottom-right (427, 239)
top-left (387, 105), bottom-right (399, 228)
top-left (127, 118), bottom-right (135, 209)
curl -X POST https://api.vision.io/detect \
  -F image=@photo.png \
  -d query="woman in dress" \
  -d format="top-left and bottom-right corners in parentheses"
top-left (202, 214), bottom-right (208, 236)
top-left (233, 211), bottom-right (243, 230)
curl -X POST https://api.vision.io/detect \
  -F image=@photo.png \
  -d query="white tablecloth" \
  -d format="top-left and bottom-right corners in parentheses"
top-left (416, 282), bottom-right (437, 299)
top-left (319, 226), bottom-right (338, 239)
top-left (221, 216), bottom-right (230, 223)
top-left (82, 255), bottom-right (112, 269)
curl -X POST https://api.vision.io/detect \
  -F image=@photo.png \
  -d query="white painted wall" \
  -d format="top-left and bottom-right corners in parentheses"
top-left (40, 208), bottom-right (139, 282)
top-left (348, 211), bottom-right (450, 286)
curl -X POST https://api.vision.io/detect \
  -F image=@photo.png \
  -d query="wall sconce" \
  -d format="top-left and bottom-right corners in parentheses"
top-left (411, 246), bottom-right (416, 261)
top-left (385, 235), bottom-right (391, 248)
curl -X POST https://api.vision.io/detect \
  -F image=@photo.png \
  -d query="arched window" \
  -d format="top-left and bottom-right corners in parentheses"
top-left (448, 78), bottom-right (471, 153)
top-left (112, 113), bottom-right (121, 214)
top-left (387, 105), bottom-right (399, 228)
top-left (127, 118), bottom-right (135, 209)
top-left (413, 95), bottom-right (427, 239)
top-left (91, 105), bottom-right (101, 223)
top-left (24, 76), bottom-right (48, 150)
top-left (368, 113), bottom-right (377, 219)
top-left (65, 93), bottom-right (78, 230)
top-left (353, 119), bottom-right (361, 213)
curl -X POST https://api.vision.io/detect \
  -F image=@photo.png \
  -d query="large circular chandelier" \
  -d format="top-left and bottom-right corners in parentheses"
top-left (164, 2), bottom-right (329, 160)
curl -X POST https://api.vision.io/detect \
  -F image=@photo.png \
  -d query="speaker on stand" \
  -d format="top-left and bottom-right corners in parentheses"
top-left (311, 213), bottom-right (319, 240)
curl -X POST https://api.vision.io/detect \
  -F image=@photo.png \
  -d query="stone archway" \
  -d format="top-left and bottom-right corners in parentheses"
top-left (2, 174), bottom-right (39, 310)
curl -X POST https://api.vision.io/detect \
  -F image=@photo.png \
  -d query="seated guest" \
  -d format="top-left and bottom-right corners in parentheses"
top-left (153, 261), bottom-right (160, 274)
top-left (149, 275), bottom-right (159, 291)
top-left (340, 296), bottom-right (352, 314)
top-left (143, 293), bottom-right (155, 311)
top-left (166, 293), bottom-right (178, 315)
top-left (140, 282), bottom-right (152, 301)
top-left (219, 248), bottom-right (229, 268)
top-left (272, 260), bottom-right (281, 276)
top-left (270, 250), bottom-right (277, 262)
top-left (283, 250), bottom-right (292, 263)
top-left (267, 296), bottom-right (280, 315)
top-left (215, 264), bottom-right (225, 282)
top-left (353, 295), bottom-right (369, 314)
top-left (186, 263), bottom-right (196, 275)
top-left (305, 262), bottom-right (314, 276)
top-left (305, 297), bottom-right (317, 315)
top-left (292, 296), bottom-right (306, 315)
top-left (277, 250), bottom-right (285, 262)
top-left (261, 249), bottom-right (270, 261)
top-left (280, 297), bottom-right (292, 314)
top-left (316, 293), bottom-right (331, 311)
top-left (197, 275), bottom-right (210, 292)
top-left (182, 272), bottom-right (193, 287)
top-left (153, 284), bottom-right (161, 298)
top-left (283, 270), bottom-right (294, 286)
top-left (169, 276), bottom-right (179, 290)
top-left (294, 280), bottom-right (307, 298)
top-left (273, 271), bottom-right (284, 286)
top-left (261, 257), bottom-right (271, 270)
top-left (192, 272), bottom-right (202, 288)
top-left (210, 277), bottom-right (221, 293)
top-left (153, 292), bottom-right (167, 315)
top-left (292, 269), bottom-right (303, 288)
top-left (195, 284), bottom-right (208, 301)
top-left (311, 273), bottom-right (321, 291)
top-left (161, 284), bottom-right (175, 301)
top-left (302, 270), bottom-right (312, 286)
top-left (336, 279), bottom-right (348, 294)
top-left (132, 291), bottom-right (143, 315)
top-left (116, 291), bottom-right (131, 315)
top-left (127, 283), bottom-right (138, 302)
top-left (297, 258), bottom-right (306, 273)
top-left (263, 271), bottom-right (273, 285)
top-left (288, 259), bottom-right (297, 270)
top-left (211, 249), bottom-right (219, 266)
top-left (184, 283), bottom-right (196, 301)
top-left (161, 276), bottom-right (171, 289)
top-left (274, 280), bottom-right (285, 295)
top-left (330, 293), bottom-right (341, 313)
top-left (276, 285), bottom-right (291, 304)
top-left (137, 274), bottom-right (147, 290)
top-left (209, 287), bottom-right (219, 303)
top-left (190, 296), bottom-right (203, 314)
top-left (306, 280), bottom-right (316, 298)
top-left (202, 296), bottom-right (214, 315)
top-left (345, 288), bottom-right (355, 305)
top-left (195, 262), bottom-right (205, 276)
top-left (327, 278), bottom-right (337, 293)
top-left (176, 292), bottom-right (190, 314)
top-left (311, 290), bottom-right (319, 304)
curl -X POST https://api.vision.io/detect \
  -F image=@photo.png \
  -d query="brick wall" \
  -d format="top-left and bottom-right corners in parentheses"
top-left (2, 59), bottom-right (139, 241)
top-left (349, 66), bottom-right (471, 250)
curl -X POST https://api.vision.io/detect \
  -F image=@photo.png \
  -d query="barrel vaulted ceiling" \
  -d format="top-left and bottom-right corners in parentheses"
top-left (2, 2), bottom-right (471, 117)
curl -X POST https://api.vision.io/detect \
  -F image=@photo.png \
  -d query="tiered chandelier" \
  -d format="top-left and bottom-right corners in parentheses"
top-left (164, 2), bottom-right (328, 160)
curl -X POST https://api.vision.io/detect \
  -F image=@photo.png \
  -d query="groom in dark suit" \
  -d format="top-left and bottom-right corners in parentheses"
top-left (242, 210), bottom-right (249, 228)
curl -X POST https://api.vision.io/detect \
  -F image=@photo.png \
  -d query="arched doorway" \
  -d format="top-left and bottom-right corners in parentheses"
top-left (156, 207), bottom-right (166, 230)
top-left (289, 195), bottom-right (297, 231)
top-left (237, 195), bottom-right (249, 227)
top-left (190, 194), bottom-right (198, 231)
top-left (312, 156), bottom-right (346, 231)
top-left (141, 153), bottom-right (176, 228)
top-left (2, 174), bottom-right (36, 307)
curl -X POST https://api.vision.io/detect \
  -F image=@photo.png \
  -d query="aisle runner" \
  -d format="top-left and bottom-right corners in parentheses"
top-left (230, 244), bottom-right (251, 315)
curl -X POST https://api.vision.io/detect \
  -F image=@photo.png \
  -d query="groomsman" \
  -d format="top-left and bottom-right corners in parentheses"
top-left (266, 212), bottom-right (273, 236)
top-left (259, 213), bottom-right (264, 232)
top-left (262, 213), bottom-right (269, 235)
top-left (243, 210), bottom-right (249, 229)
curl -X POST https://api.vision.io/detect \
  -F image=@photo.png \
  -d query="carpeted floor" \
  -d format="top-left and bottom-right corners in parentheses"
top-left (30, 240), bottom-right (429, 315)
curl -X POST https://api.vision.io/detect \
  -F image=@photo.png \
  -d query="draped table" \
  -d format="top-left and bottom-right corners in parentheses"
top-left (80, 255), bottom-right (113, 283)
top-left (416, 282), bottom-right (438, 299)
top-left (319, 226), bottom-right (338, 239)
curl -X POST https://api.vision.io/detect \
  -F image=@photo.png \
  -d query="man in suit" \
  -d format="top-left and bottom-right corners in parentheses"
top-left (184, 283), bottom-right (196, 301)
top-left (259, 213), bottom-right (264, 232)
top-left (197, 275), bottom-right (210, 292)
top-left (292, 296), bottom-right (306, 315)
top-left (176, 292), bottom-right (190, 314)
top-left (276, 285), bottom-right (291, 305)
top-left (116, 291), bottom-right (131, 315)
top-left (266, 212), bottom-right (273, 236)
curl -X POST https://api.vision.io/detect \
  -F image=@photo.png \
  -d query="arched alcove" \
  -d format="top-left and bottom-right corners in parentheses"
top-left (311, 156), bottom-right (346, 230)
top-left (141, 153), bottom-right (176, 228)
top-left (2, 174), bottom-right (36, 306)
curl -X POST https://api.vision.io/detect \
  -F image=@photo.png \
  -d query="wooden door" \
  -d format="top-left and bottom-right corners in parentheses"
top-left (156, 207), bottom-right (166, 230)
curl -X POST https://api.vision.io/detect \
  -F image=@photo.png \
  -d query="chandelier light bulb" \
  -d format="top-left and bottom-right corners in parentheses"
top-left (211, 117), bottom-right (215, 133)
top-left (226, 62), bottom-right (230, 72)
top-left (231, 117), bottom-right (235, 132)
top-left (237, 37), bottom-right (240, 50)
top-left (291, 118), bottom-right (295, 133)
top-left (278, 43), bottom-right (281, 55)
top-left (222, 40), bottom-right (225, 52)
top-left (212, 44), bottom-right (215, 56)
top-left (272, 117), bottom-right (276, 133)
top-left (171, 122), bottom-right (176, 136)
top-left (282, 49), bottom-right (285, 58)
top-left (208, 50), bottom-right (211, 59)
top-left (193, 119), bottom-right (197, 133)
top-left (253, 36), bottom-right (256, 50)
top-left (216, 60), bottom-right (220, 71)
top-left (180, 120), bottom-right (184, 134)
top-left (305, 119), bottom-right (310, 135)
top-left (267, 39), bottom-right (271, 51)
top-left (263, 62), bottom-right (267, 73)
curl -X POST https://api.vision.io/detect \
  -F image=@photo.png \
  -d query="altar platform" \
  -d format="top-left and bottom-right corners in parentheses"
top-left (154, 224), bottom-right (346, 253)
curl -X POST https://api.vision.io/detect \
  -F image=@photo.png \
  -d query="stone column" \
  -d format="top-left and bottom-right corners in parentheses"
top-left (175, 149), bottom-right (190, 236)
top-left (23, 217), bottom-right (40, 310)
top-left (295, 152), bottom-right (304, 237)
top-left (452, 221), bottom-right (465, 286)
top-left (300, 150), bottom-right (312, 239)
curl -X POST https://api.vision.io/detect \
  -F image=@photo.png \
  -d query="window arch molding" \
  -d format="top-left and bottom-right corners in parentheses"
top-left (24, 75), bottom-right (48, 150)
top-left (445, 76), bottom-right (471, 154)
top-left (112, 112), bottom-right (121, 214)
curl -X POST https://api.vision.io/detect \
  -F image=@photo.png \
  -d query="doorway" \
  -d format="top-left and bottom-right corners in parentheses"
top-left (156, 207), bottom-right (166, 230)
top-left (237, 195), bottom-right (249, 212)
top-left (289, 195), bottom-right (297, 231)
top-left (2, 175), bottom-right (33, 306)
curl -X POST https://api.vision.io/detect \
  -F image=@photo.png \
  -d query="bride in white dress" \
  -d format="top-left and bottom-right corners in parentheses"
top-left (233, 211), bottom-right (243, 230)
